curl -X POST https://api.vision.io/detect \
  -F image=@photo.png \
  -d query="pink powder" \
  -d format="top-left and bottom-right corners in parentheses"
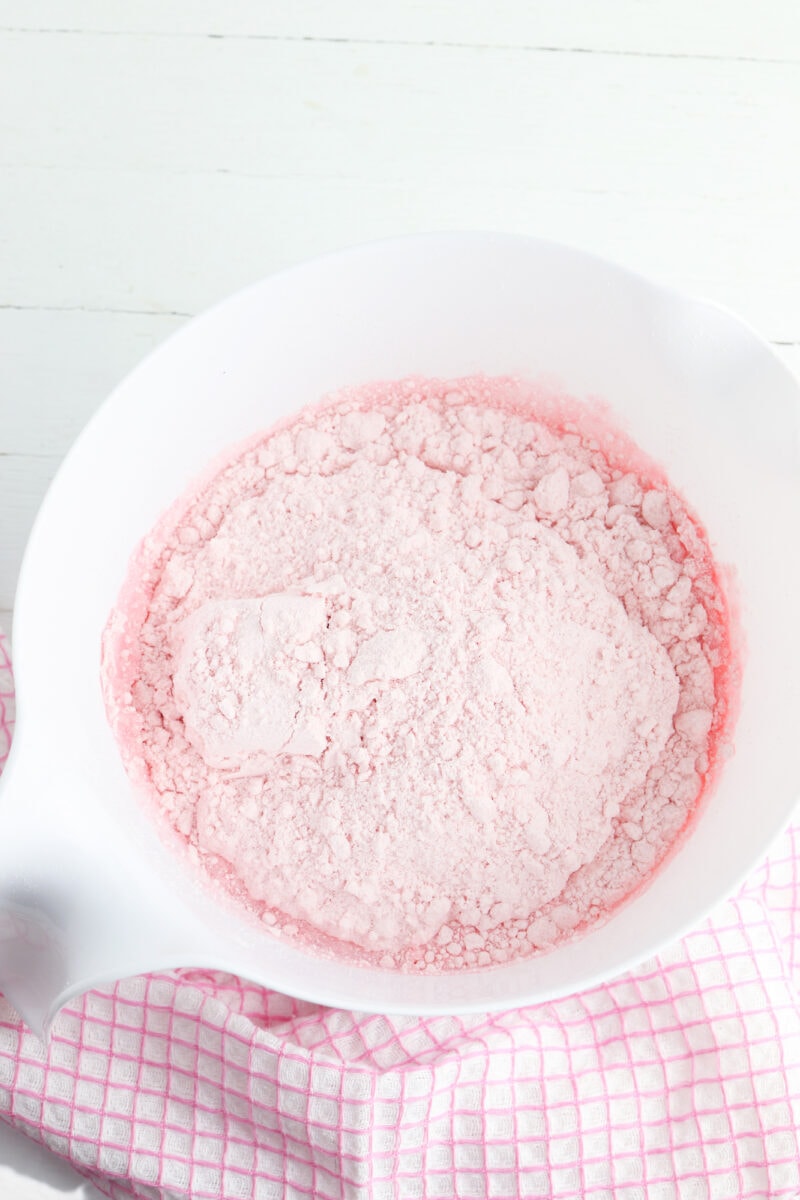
top-left (103, 376), bottom-right (736, 972)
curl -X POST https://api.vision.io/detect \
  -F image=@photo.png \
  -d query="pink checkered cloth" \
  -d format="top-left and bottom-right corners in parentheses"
top-left (1, 632), bottom-right (799, 1199)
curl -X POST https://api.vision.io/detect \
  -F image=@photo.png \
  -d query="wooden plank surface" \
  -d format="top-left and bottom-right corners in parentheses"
top-left (0, 1), bottom-right (798, 60)
top-left (1, 31), bottom-right (798, 335)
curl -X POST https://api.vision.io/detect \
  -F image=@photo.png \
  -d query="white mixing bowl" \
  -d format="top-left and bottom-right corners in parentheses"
top-left (1, 232), bottom-right (799, 1034)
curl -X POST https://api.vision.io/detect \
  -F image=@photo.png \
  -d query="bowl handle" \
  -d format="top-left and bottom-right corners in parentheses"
top-left (0, 745), bottom-right (206, 1037)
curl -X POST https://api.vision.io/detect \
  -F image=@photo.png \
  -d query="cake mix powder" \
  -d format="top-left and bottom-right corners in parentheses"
top-left (103, 376), bottom-right (735, 972)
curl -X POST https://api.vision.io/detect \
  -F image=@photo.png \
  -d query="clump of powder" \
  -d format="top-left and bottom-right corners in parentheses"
top-left (103, 376), bottom-right (736, 972)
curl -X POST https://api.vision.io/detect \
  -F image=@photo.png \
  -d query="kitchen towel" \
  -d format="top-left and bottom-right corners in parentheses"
top-left (0, 630), bottom-right (798, 1200)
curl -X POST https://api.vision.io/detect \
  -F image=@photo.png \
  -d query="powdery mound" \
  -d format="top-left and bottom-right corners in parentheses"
top-left (103, 376), bottom-right (735, 972)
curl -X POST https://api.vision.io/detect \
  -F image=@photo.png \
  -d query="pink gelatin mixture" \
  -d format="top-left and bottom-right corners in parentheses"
top-left (103, 376), bottom-right (737, 972)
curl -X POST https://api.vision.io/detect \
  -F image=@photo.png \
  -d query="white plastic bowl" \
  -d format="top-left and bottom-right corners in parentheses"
top-left (1, 232), bottom-right (799, 1034)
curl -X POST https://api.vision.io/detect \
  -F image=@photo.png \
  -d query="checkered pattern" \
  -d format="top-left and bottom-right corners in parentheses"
top-left (0, 630), bottom-right (799, 1199)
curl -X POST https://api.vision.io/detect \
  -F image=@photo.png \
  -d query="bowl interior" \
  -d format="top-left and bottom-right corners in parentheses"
top-left (8, 232), bottom-right (800, 1013)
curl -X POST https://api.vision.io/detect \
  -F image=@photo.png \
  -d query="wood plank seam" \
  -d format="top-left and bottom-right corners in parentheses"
top-left (0, 26), bottom-right (798, 66)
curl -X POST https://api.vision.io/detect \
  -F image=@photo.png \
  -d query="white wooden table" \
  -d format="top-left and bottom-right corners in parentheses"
top-left (1, 3), bottom-right (799, 1195)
